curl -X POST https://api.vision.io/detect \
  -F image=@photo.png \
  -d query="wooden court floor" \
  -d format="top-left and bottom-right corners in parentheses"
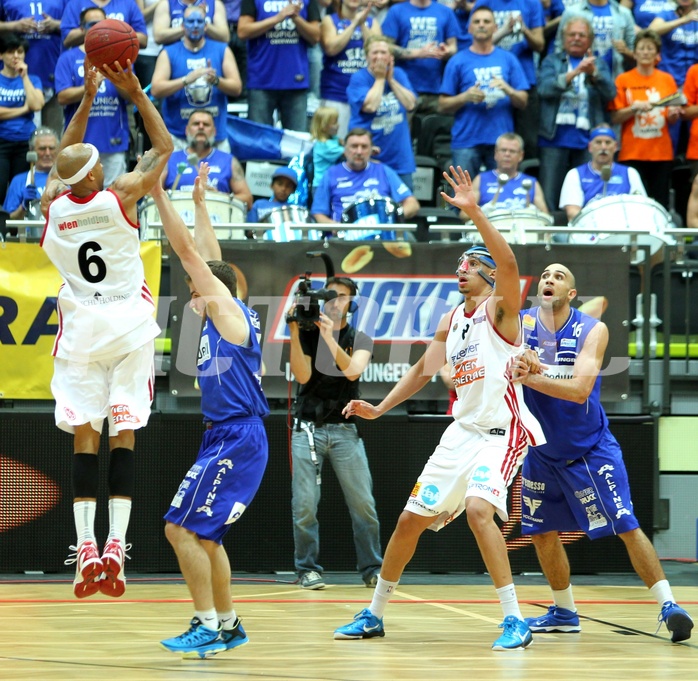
top-left (0, 578), bottom-right (696, 681)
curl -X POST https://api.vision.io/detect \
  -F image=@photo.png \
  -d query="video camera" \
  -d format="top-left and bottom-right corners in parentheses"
top-left (286, 252), bottom-right (338, 331)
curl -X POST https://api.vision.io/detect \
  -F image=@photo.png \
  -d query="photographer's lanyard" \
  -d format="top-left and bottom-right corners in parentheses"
top-left (298, 420), bottom-right (321, 486)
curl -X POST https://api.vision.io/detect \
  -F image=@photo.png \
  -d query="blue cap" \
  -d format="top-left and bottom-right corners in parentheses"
top-left (589, 126), bottom-right (616, 142)
top-left (272, 167), bottom-right (298, 187)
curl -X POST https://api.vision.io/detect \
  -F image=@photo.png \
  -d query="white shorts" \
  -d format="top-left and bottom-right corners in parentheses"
top-left (51, 341), bottom-right (155, 437)
top-left (405, 419), bottom-right (528, 531)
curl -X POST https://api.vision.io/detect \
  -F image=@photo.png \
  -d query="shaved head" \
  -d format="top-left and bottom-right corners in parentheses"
top-left (543, 263), bottom-right (575, 288)
top-left (56, 143), bottom-right (102, 189)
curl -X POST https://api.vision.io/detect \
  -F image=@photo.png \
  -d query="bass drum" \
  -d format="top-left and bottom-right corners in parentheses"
top-left (260, 205), bottom-right (319, 241)
top-left (140, 190), bottom-right (248, 240)
top-left (341, 196), bottom-right (403, 240)
top-left (569, 195), bottom-right (674, 255)
top-left (484, 207), bottom-right (554, 243)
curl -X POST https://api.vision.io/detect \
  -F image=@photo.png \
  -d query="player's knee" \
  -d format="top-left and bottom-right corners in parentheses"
top-left (108, 447), bottom-right (135, 498)
top-left (464, 498), bottom-right (493, 531)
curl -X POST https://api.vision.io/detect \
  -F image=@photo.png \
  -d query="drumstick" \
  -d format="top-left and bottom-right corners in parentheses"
top-left (521, 178), bottom-right (533, 209)
top-left (491, 173), bottom-right (508, 207)
top-left (26, 150), bottom-right (37, 185)
top-left (172, 162), bottom-right (187, 191)
top-left (187, 152), bottom-right (199, 167)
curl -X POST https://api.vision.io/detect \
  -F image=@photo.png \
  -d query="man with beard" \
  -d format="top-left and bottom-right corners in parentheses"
top-left (162, 110), bottom-right (252, 209)
top-left (513, 263), bottom-right (693, 644)
top-left (558, 125), bottom-right (646, 223)
top-left (151, 4), bottom-right (242, 150)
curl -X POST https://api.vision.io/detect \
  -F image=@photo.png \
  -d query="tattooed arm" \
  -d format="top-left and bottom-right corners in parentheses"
top-left (106, 62), bottom-right (173, 219)
top-left (230, 155), bottom-right (253, 209)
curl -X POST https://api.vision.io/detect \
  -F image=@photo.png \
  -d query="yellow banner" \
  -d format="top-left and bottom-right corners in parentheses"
top-left (0, 241), bottom-right (162, 399)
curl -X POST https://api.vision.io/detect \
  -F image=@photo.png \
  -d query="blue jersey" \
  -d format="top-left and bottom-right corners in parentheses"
top-left (61, 0), bottom-right (146, 46)
top-left (471, 0), bottom-right (544, 88)
top-left (241, 0), bottom-right (321, 90)
top-left (55, 48), bottom-right (129, 153)
top-left (633, 0), bottom-right (674, 29)
top-left (3, 169), bottom-right (50, 213)
top-left (311, 161), bottom-right (412, 222)
top-left (0, 0), bottom-right (66, 90)
top-left (477, 170), bottom-right (537, 209)
top-left (0, 72), bottom-right (42, 141)
top-left (520, 305), bottom-right (607, 464)
top-left (381, 2), bottom-right (459, 94)
top-left (164, 148), bottom-right (233, 192)
top-left (576, 161), bottom-right (632, 206)
top-left (161, 40), bottom-right (229, 140)
top-left (320, 13), bottom-right (372, 102)
top-left (347, 66), bottom-right (416, 174)
top-left (655, 8), bottom-right (698, 88)
top-left (440, 47), bottom-right (528, 148)
top-left (198, 304), bottom-right (270, 422)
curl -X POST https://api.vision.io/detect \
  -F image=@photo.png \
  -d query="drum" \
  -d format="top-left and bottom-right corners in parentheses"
top-left (260, 205), bottom-right (317, 241)
top-left (342, 196), bottom-right (404, 226)
top-left (569, 195), bottom-right (674, 255)
top-left (140, 190), bottom-right (247, 240)
top-left (341, 196), bottom-right (403, 240)
top-left (486, 207), bottom-right (554, 244)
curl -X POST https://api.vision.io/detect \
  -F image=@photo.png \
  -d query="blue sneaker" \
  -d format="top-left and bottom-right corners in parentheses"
top-left (334, 608), bottom-right (385, 640)
top-left (658, 601), bottom-right (694, 643)
top-left (161, 617), bottom-right (227, 658)
top-left (525, 606), bottom-right (581, 633)
top-left (220, 618), bottom-right (249, 651)
top-left (492, 616), bottom-right (533, 651)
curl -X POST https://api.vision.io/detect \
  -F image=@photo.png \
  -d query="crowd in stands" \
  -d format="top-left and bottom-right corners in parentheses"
top-left (3, 0), bottom-right (698, 232)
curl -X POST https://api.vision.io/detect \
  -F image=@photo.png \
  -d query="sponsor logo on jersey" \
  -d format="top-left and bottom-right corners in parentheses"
top-left (226, 501), bottom-right (247, 524)
top-left (56, 209), bottom-right (113, 235)
top-left (111, 404), bottom-right (139, 424)
top-left (560, 338), bottom-right (576, 348)
top-left (472, 466), bottom-right (491, 483)
top-left (420, 484), bottom-right (440, 506)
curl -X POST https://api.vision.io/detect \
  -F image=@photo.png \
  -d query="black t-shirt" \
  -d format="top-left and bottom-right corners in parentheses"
top-left (295, 324), bottom-right (373, 424)
top-left (240, 0), bottom-right (321, 22)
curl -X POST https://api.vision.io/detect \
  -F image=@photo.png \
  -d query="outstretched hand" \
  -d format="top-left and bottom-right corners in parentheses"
top-left (441, 165), bottom-right (477, 212)
top-left (342, 399), bottom-right (381, 420)
top-left (193, 161), bottom-right (210, 204)
top-left (99, 60), bottom-right (139, 93)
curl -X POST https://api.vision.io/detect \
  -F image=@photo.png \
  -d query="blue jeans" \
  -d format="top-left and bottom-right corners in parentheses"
top-left (247, 88), bottom-right (308, 132)
top-left (291, 421), bottom-right (382, 580)
top-left (451, 145), bottom-right (495, 180)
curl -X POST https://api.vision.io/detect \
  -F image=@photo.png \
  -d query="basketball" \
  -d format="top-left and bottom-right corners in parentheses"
top-left (84, 19), bottom-right (139, 71)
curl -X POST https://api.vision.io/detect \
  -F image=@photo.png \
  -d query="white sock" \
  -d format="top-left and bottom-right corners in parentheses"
top-left (369, 575), bottom-right (399, 619)
top-left (650, 579), bottom-right (674, 606)
top-left (496, 584), bottom-right (522, 620)
top-left (219, 610), bottom-right (238, 629)
top-left (196, 609), bottom-right (219, 630)
top-left (552, 585), bottom-right (577, 613)
top-left (107, 498), bottom-right (132, 544)
top-left (73, 501), bottom-right (97, 545)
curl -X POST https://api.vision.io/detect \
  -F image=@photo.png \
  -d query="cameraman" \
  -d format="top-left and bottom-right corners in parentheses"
top-left (287, 277), bottom-right (383, 589)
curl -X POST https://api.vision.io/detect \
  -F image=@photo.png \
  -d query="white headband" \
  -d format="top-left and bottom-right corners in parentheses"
top-left (58, 144), bottom-right (99, 185)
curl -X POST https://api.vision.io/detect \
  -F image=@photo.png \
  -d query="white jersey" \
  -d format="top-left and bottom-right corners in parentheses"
top-left (42, 189), bottom-right (160, 361)
top-left (446, 299), bottom-right (545, 446)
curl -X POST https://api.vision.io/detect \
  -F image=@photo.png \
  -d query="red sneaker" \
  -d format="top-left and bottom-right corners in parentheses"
top-left (99, 539), bottom-right (128, 597)
top-left (67, 541), bottom-right (103, 599)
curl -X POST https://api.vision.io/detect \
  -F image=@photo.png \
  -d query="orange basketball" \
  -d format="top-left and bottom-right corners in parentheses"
top-left (84, 19), bottom-right (139, 71)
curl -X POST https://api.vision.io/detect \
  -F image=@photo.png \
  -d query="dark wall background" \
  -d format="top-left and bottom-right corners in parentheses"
top-left (0, 413), bottom-right (654, 574)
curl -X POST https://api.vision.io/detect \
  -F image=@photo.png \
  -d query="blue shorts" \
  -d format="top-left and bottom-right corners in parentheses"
top-left (520, 429), bottom-right (640, 539)
top-left (164, 417), bottom-right (268, 543)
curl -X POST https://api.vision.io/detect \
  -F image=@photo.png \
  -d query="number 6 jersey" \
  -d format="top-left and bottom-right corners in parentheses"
top-left (42, 189), bottom-right (160, 361)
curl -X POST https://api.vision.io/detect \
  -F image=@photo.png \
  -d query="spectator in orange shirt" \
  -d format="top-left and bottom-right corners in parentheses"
top-left (608, 29), bottom-right (681, 210)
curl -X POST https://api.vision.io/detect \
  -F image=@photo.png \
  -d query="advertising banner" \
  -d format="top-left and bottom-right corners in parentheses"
top-left (168, 241), bottom-right (630, 402)
top-left (0, 242), bottom-right (162, 399)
